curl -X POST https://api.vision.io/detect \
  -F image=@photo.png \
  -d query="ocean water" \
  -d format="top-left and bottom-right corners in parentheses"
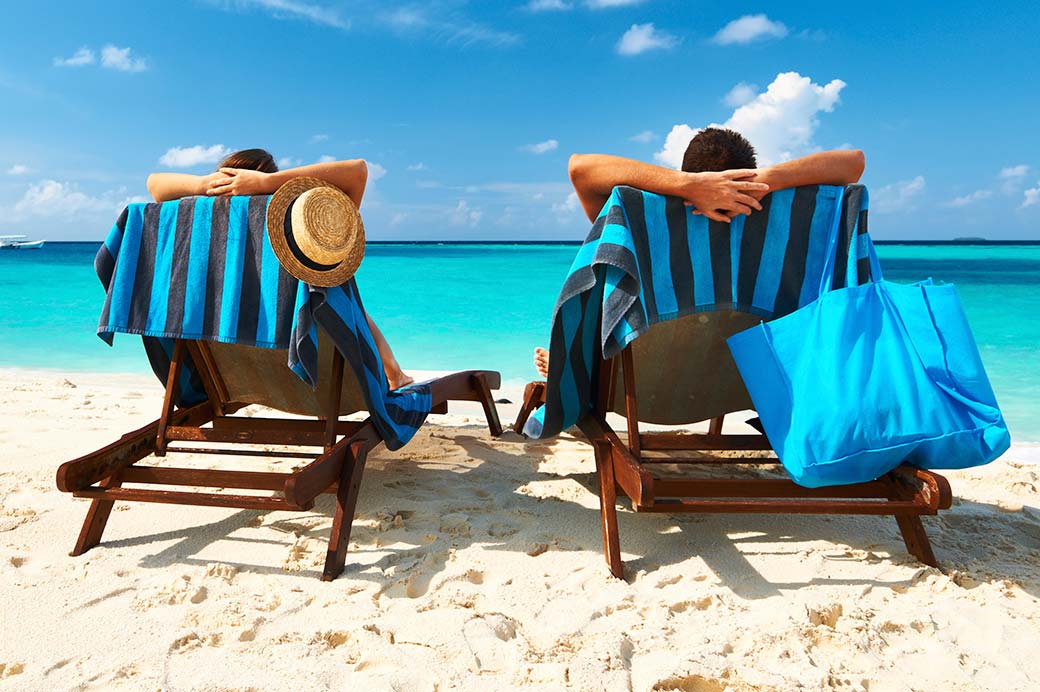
top-left (1, 242), bottom-right (1038, 442)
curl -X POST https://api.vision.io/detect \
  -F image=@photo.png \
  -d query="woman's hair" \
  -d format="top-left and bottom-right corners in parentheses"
top-left (218, 148), bottom-right (278, 173)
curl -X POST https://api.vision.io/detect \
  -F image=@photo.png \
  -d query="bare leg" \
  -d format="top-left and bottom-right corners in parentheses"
top-left (533, 347), bottom-right (549, 378)
top-left (366, 315), bottom-right (414, 390)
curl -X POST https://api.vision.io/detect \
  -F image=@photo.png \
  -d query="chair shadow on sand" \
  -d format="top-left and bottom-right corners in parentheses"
top-left (98, 427), bottom-right (1040, 601)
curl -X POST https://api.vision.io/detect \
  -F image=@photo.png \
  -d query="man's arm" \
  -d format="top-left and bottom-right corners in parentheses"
top-left (751, 150), bottom-right (865, 197)
top-left (568, 154), bottom-right (769, 223)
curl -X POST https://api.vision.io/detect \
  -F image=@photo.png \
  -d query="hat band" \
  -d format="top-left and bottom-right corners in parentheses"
top-left (283, 200), bottom-right (342, 272)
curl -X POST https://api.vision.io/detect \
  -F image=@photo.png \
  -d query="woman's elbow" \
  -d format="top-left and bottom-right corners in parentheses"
top-left (146, 174), bottom-right (162, 202)
top-left (849, 150), bottom-right (866, 181)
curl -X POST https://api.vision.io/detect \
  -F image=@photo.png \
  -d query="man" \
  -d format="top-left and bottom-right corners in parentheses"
top-left (533, 128), bottom-right (865, 377)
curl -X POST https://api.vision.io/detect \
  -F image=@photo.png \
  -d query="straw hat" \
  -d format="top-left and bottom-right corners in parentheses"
top-left (266, 177), bottom-right (365, 287)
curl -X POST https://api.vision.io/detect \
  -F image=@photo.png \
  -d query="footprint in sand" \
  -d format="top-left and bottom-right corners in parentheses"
top-left (462, 613), bottom-right (524, 674)
top-left (0, 662), bottom-right (25, 678)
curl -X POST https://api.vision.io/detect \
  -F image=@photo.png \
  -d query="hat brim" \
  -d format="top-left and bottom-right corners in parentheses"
top-left (266, 177), bottom-right (366, 288)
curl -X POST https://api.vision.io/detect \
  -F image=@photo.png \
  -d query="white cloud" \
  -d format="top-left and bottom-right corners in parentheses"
top-left (874, 176), bottom-right (925, 214)
top-left (526, 0), bottom-right (571, 10)
top-left (12, 180), bottom-right (141, 218)
top-left (382, 7), bottom-right (519, 47)
top-left (159, 144), bottom-right (232, 168)
top-left (712, 14), bottom-right (788, 45)
top-left (100, 45), bottom-right (148, 72)
top-left (552, 191), bottom-right (582, 220)
top-left (449, 200), bottom-right (482, 227)
top-left (653, 71), bottom-right (846, 167)
top-left (654, 124), bottom-right (698, 168)
top-left (317, 154), bottom-right (337, 163)
top-left (53, 47), bottom-right (95, 67)
top-left (277, 156), bottom-right (301, 169)
top-left (309, 133), bottom-right (329, 144)
top-left (617, 23), bottom-right (677, 56)
top-left (1023, 183), bottom-right (1040, 209)
top-left (723, 81), bottom-right (758, 108)
top-left (406, 162), bottom-right (426, 171)
top-left (1000, 164), bottom-right (1029, 179)
top-left (948, 189), bottom-right (992, 207)
top-left (6, 164), bottom-right (30, 175)
top-left (368, 162), bottom-right (387, 180)
top-left (522, 139), bottom-right (559, 154)
top-left (213, 0), bottom-right (349, 29)
top-left (629, 130), bottom-right (657, 143)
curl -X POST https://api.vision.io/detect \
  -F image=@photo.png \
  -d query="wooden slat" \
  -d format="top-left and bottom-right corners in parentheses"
top-left (639, 433), bottom-right (773, 451)
top-left (637, 498), bottom-right (927, 515)
top-left (577, 412), bottom-right (652, 506)
top-left (120, 466), bottom-right (292, 492)
top-left (652, 478), bottom-right (891, 500)
top-left (165, 446), bottom-right (317, 459)
top-left (73, 487), bottom-right (294, 511)
top-left (165, 425), bottom-right (325, 447)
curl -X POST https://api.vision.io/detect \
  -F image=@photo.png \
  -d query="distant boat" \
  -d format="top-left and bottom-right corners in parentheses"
top-left (0, 235), bottom-right (46, 249)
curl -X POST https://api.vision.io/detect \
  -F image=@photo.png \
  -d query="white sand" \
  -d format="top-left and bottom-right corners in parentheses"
top-left (1, 368), bottom-right (1039, 691)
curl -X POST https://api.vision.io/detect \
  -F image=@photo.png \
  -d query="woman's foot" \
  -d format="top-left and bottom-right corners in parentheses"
top-left (533, 347), bottom-right (549, 378)
top-left (386, 366), bottom-right (415, 390)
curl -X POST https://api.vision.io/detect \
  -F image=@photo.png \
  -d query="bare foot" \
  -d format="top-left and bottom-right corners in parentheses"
top-left (387, 369), bottom-right (415, 390)
top-left (533, 347), bottom-right (549, 378)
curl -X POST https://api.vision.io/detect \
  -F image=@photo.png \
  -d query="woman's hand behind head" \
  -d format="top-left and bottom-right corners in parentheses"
top-left (206, 168), bottom-right (272, 197)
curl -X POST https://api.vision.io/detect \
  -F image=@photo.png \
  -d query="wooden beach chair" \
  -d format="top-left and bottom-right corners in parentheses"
top-left (57, 335), bottom-right (501, 580)
top-left (513, 182), bottom-right (955, 579)
top-left (513, 311), bottom-right (953, 579)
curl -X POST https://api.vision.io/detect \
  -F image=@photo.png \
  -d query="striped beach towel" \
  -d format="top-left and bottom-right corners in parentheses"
top-left (95, 195), bottom-right (431, 450)
top-left (524, 184), bottom-right (876, 438)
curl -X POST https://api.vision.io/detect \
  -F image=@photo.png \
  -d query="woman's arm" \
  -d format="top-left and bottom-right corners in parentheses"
top-left (568, 153), bottom-right (769, 223)
top-left (204, 159), bottom-right (370, 207)
top-left (147, 172), bottom-right (227, 202)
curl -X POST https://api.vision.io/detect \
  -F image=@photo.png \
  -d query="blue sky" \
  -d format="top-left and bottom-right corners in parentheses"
top-left (1, 0), bottom-right (1038, 240)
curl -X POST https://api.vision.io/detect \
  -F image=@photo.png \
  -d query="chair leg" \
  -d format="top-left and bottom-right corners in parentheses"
top-left (321, 443), bottom-right (369, 581)
top-left (594, 442), bottom-right (624, 579)
top-left (894, 515), bottom-right (939, 568)
top-left (512, 382), bottom-right (546, 434)
top-left (70, 475), bottom-right (123, 556)
top-left (471, 373), bottom-right (503, 437)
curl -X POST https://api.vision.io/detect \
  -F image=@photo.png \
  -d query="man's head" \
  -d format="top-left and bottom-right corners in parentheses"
top-left (681, 128), bottom-right (757, 173)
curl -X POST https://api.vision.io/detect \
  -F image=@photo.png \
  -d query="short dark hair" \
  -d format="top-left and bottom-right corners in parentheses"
top-left (219, 148), bottom-right (278, 173)
top-left (681, 128), bottom-right (757, 172)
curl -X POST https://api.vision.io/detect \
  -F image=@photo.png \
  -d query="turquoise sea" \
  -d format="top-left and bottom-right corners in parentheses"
top-left (1, 242), bottom-right (1038, 442)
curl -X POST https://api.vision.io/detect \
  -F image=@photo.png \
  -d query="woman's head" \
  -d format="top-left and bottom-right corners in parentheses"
top-left (218, 148), bottom-right (278, 173)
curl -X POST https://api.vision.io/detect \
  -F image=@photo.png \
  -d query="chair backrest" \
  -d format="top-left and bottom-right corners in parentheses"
top-left (206, 333), bottom-right (370, 417)
top-left (606, 310), bottom-right (760, 425)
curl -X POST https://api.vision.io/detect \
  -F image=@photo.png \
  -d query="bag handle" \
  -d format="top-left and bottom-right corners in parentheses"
top-left (816, 186), bottom-right (880, 295)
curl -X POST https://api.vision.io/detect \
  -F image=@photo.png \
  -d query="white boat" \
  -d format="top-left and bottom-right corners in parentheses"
top-left (0, 235), bottom-right (46, 249)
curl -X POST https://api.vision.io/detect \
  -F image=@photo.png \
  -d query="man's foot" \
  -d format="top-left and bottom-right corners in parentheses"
top-left (387, 369), bottom-right (415, 390)
top-left (533, 347), bottom-right (549, 379)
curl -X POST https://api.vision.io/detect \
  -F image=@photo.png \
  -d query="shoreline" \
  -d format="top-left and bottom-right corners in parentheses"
top-left (3, 366), bottom-right (1038, 450)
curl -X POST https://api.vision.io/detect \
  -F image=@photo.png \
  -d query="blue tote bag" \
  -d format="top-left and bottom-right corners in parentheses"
top-left (727, 225), bottom-right (1010, 489)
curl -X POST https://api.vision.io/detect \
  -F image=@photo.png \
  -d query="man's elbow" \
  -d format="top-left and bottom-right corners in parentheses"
top-left (568, 154), bottom-right (590, 187)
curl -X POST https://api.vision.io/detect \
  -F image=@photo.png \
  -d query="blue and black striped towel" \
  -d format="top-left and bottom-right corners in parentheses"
top-left (524, 184), bottom-right (876, 438)
top-left (95, 195), bottom-right (431, 450)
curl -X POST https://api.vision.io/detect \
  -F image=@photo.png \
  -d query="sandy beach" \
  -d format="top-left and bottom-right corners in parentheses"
top-left (1, 367), bottom-right (1039, 691)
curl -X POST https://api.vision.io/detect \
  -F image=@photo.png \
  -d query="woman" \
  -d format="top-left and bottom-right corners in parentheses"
top-left (147, 149), bottom-right (414, 390)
